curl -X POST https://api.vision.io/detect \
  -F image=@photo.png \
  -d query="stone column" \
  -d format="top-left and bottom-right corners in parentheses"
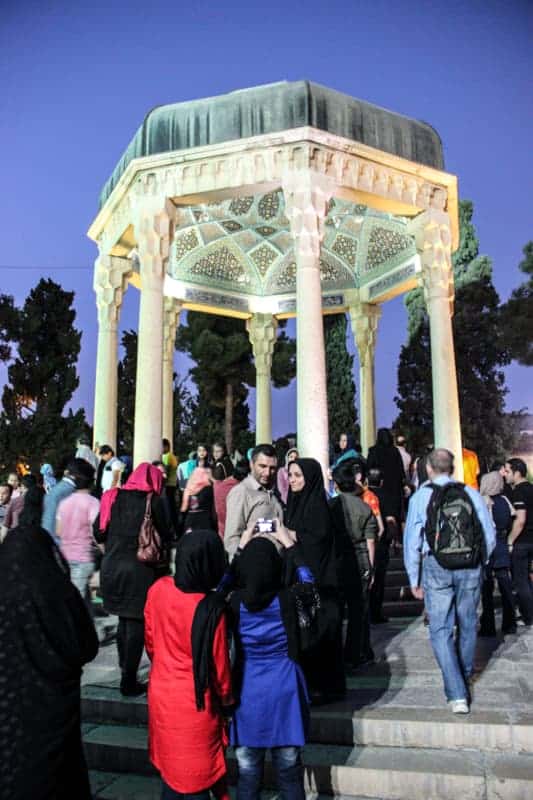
top-left (162, 297), bottom-right (182, 445)
top-left (346, 292), bottom-right (381, 456)
top-left (283, 171), bottom-right (334, 481)
top-left (410, 209), bottom-right (463, 479)
top-left (247, 313), bottom-right (277, 444)
top-left (133, 198), bottom-right (175, 465)
top-left (93, 254), bottom-right (131, 451)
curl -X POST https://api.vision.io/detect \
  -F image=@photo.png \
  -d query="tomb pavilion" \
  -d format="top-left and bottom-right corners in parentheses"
top-left (88, 81), bottom-right (463, 479)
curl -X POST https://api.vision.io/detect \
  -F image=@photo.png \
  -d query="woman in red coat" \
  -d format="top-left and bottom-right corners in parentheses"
top-left (144, 529), bottom-right (232, 800)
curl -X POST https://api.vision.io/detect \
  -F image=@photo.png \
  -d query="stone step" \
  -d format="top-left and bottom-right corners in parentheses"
top-left (82, 687), bottom-right (533, 753)
top-left (382, 570), bottom-right (410, 588)
top-left (381, 600), bottom-right (423, 617)
top-left (83, 723), bottom-right (533, 800)
top-left (90, 772), bottom-right (382, 800)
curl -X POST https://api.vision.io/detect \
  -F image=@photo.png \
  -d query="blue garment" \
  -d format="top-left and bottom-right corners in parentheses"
top-left (403, 475), bottom-right (495, 589)
top-left (489, 495), bottom-right (513, 570)
top-left (234, 746), bottom-right (305, 800)
top-left (230, 597), bottom-right (309, 748)
top-left (41, 477), bottom-right (77, 545)
top-left (40, 464), bottom-right (57, 493)
top-left (422, 555), bottom-right (481, 701)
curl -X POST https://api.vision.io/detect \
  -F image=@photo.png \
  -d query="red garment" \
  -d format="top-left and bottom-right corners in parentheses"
top-left (213, 477), bottom-right (239, 538)
top-left (144, 577), bottom-right (232, 794)
top-left (99, 462), bottom-right (164, 531)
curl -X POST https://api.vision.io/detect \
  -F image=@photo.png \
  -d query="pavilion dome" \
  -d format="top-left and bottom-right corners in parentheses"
top-left (99, 81), bottom-right (444, 207)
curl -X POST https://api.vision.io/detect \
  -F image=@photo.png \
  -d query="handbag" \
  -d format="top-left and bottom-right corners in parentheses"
top-left (137, 492), bottom-right (166, 567)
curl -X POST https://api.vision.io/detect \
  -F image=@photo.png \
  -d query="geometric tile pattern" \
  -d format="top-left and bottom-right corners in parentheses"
top-left (366, 226), bottom-right (411, 271)
top-left (332, 234), bottom-right (357, 268)
top-left (229, 196), bottom-right (254, 216)
top-left (174, 229), bottom-right (200, 260)
top-left (257, 191), bottom-right (280, 220)
top-left (220, 219), bottom-right (243, 233)
top-left (189, 246), bottom-right (251, 286)
top-left (255, 225), bottom-right (277, 237)
top-left (249, 243), bottom-right (278, 276)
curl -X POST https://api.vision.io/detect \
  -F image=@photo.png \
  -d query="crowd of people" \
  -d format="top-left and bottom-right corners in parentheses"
top-left (0, 429), bottom-right (532, 800)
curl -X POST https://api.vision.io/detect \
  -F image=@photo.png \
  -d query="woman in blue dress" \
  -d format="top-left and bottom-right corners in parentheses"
top-left (229, 530), bottom-right (317, 800)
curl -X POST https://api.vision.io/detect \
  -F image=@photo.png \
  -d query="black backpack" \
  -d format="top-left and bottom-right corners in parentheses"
top-left (424, 482), bottom-right (484, 569)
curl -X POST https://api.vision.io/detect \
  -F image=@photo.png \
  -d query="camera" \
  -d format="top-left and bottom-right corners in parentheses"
top-left (253, 518), bottom-right (275, 534)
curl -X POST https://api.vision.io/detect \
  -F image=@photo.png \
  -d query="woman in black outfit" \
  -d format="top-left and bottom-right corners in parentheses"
top-left (285, 458), bottom-right (345, 703)
top-left (367, 428), bottom-right (406, 525)
top-left (180, 466), bottom-right (217, 532)
top-left (94, 462), bottom-right (171, 696)
top-left (0, 486), bottom-right (98, 800)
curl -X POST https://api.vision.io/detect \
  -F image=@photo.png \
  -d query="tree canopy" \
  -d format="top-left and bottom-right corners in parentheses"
top-left (395, 201), bottom-right (513, 467)
top-left (501, 241), bottom-right (533, 367)
top-left (0, 278), bottom-right (86, 472)
top-left (324, 313), bottom-right (358, 448)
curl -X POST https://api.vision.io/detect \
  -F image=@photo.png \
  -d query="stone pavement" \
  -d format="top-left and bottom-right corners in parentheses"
top-left (84, 613), bottom-right (533, 799)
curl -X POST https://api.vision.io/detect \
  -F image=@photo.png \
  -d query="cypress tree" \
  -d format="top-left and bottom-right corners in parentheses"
top-left (324, 313), bottom-right (358, 449)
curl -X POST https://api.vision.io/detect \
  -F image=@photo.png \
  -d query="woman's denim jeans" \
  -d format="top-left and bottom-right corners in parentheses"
top-left (235, 746), bottom-right (305, 800)
top-left (422, 555), bottom-right (481, 702)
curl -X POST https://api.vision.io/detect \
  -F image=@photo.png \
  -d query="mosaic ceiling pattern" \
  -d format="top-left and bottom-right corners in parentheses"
top-left (170, 191), bottom-right (415, 296)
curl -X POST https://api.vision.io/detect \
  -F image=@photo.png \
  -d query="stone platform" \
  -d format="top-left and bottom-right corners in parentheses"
top-left (84, 611), bottom-right (533, 800)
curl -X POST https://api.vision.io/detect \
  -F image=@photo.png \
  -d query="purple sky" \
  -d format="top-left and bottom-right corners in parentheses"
top-left (1, 0), bottom-right (532, 441)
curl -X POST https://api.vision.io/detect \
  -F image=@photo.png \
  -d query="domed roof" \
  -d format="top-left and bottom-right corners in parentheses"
top-left (99, 81), bottom-right (444, 207)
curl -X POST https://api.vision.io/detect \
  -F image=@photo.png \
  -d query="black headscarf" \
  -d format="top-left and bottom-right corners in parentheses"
top-left (175, 530), bottom-right (227, 711)
top-left (237, 537), bottom-right (283, 612)
top-left (285, 458), bottom-right (336, 589)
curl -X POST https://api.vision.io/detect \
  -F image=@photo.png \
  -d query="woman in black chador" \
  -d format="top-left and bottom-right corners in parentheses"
top-left (0, 486), bottom-right (99, 800)
top-left (285, 458), bottom-right (345, 703)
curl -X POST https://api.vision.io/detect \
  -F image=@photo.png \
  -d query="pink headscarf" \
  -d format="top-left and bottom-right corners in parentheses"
top-left (180, 467), bottom-right (212, 513)
top-left (99, 462), bottom-right (164, 532)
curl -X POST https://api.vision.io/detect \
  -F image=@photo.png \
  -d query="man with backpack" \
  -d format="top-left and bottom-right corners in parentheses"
top-left (404, 449), bottom-right (495, 714)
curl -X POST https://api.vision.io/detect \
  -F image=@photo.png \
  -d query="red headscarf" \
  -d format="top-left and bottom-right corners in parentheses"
top-left (99, 462), bottom-right (164, 532)
top-left (180, 467), bottom-right (212, 513)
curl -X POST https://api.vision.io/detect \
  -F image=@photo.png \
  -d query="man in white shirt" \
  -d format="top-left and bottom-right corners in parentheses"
top-left (98, 445), bottom-right (124, 493)
top-left (395, 434), bottom-right (412, 480)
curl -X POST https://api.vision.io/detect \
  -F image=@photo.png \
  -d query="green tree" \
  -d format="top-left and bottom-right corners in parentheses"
top-left (501, 241), bottom-right (533, 366)
top-left (116, 329), bottom-right (137, 454)
top-left (176, 312), bottom-right (296, 452)
top-left (324, 313), bottom-right (358, 447)
top-left (0, 279), bottom-right (86, 471)
top-left (0, 294), bottom-right (17, 362)
top-left (395, 201), bottom-right (512, 467)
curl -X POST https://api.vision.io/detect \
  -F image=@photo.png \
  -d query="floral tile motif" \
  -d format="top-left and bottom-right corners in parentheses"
top-left (250, 243), bottom-right (278, 276)
top-left (257, 191), bottom-right (280, 220)
top-left (189, 246), bottom-right (251, 286)
top-left (366, 226), bottom-right (411, 271)
top-left (220, 219), bottom-right (243, 233)
top-left (332, 234), bottom-right (357, 268)
top-left (255, 225), bottom-right (277, 237)
top-left (174, 229), bottom-right (200, 260)
top-left (273, 258), bottom-right (343, 290)
top-left (229, 196), bottom-right (254, 216)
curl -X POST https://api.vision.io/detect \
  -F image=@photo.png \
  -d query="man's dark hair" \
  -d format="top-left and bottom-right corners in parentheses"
top-left (342, 457), bottom-right (367, 482)
top-left (251, 444), bottom-right (276, 462)
top-left (376, 428), bottom-right (393, 447)
top-left (367, 467), bottom-right (383, 488)
top-left (233, 458), bottom-right (250, 482)
top-left (99, 444), bottom-right (114, 457)
top-left (490, 460), bottom-right (505, 472)
top-left (506, 457), bottom-right (527, 478)
top-left (0, 483), bottom-right (13, 498)
top-left (332, 463), bottom-right (356, 493)
top-left (428, 448), bottom-right (454, 475)
top-left (162, 438), bottom-right (170, 449)
top-left (78, 434), bottom-right (91, 446)
top-left (66, 458), bottom-right (96, 489)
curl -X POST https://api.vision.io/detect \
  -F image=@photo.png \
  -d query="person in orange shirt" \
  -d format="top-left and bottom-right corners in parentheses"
top-left (462, 448), bottom-right (480, 490)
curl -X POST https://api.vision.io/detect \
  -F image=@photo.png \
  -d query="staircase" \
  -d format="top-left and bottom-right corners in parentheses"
top-left (83, 614), bottom-right (533, 800)
top-left (381, 555), bottom-right (424, 619)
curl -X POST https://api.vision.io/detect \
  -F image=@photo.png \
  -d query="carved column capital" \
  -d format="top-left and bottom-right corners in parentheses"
top-left (247, 313), bottom-right (278, 376)
top-left (409, 209), bottom-right (454, 308)
top-left (94, 254), bottom-right (132, 329)
top-left (163, 297), bottom-right (182, 362)
top-left (346, 291), bottom-right (381, 368)
top-left (133, 197), bottom-right (176, 288)
top-left (282, 171), bottom-right (335, 258)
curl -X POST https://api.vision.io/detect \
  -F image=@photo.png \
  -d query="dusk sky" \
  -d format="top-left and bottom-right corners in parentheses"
top-left (1, 0), bottom-right (532, 442)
